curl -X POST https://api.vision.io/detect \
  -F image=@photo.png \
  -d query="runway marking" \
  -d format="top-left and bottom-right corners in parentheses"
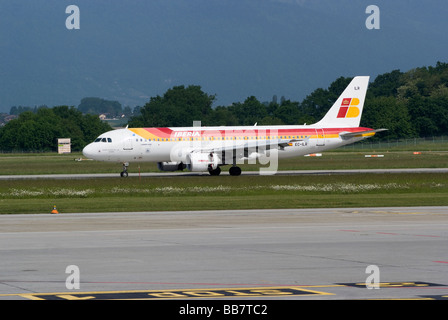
top-left (371, 211), bottom-right (427, 215)
top-left (339, 230), bottom-right (442, 238)
top-left (3, 282), bottom-right (447, 300)
top-left (338, 281), bottom-right (446, 288)
top-left (14, 286), bottom-right (333, 300)
top-left (419, 295), bottom-right (448, 300)
top-left (376, 232), bottom-right (399, 235)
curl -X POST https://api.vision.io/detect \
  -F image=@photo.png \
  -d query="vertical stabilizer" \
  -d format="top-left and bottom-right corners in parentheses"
top-left (314, 76), bottom-right (370, 128)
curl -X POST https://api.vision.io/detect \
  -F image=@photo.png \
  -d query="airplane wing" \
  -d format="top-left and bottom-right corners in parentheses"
top-left (184, 136), bottom-right (311, 164)
top-left (206, 136), bottom-right (310, 153)
top-left (194, 140), bottom-right (278, 155)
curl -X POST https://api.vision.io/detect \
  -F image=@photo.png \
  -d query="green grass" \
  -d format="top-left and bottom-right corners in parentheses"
top-left (1, 173), bottom-right (447, 214)
top-left (0, 150), bottom-right (447, 175)
top-left (340, 137), bottom-right (448, 152)
top-left (1, 151), bottom-right (447, 214)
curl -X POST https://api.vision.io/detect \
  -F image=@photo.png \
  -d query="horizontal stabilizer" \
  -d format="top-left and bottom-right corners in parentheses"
top-left (339, 129), bottom-right (388, 139)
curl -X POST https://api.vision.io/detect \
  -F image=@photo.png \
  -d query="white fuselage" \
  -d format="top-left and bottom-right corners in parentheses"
top-left (82, 125), bottom-right (371, 164)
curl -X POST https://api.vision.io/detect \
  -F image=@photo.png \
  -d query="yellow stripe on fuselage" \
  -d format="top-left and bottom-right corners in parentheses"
top-left (129, 128), bottom-right (158, 140)
top-left (128, 128), bottom-right (360, 142)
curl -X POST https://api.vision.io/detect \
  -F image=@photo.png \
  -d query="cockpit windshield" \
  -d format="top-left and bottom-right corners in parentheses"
top-left (94, 137), bottom-right (112, 143)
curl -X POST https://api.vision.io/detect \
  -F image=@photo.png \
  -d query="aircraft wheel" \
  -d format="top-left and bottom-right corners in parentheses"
top-left (121, 162), bottom-right (129, 177)
top-left (208, 167), bottom-right (221, 176)
top-left (120, 171), bottom-right (128, 178)
top-left (229, 166), bottom-right (242, 176)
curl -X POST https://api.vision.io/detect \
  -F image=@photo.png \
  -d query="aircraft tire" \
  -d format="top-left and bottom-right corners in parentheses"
top-left (208, 167), bottom-right (221, 176)
top-left (229, 166), bottom-right (242, 176)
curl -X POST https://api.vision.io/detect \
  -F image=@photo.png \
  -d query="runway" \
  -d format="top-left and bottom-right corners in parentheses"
top-left (1, 206), bottom-right (447, 300)
top-left (1, 167), bottom-right (448, 180)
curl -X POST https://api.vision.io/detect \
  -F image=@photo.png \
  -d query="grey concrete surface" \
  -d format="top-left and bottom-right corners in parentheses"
top-left (1, 207), bottom-right (447, 300)
top-left (1, 168), bottom-right (448, 180)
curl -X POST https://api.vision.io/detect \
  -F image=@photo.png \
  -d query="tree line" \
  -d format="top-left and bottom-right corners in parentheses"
top-left (1, 62), bottom-right (447, 152)
top-left (8, 97), bottom-right (132, 119)
top-left (0, 106), bottom-right (111, 152)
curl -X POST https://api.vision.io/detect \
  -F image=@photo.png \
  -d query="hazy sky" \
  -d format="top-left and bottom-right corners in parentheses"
top-left (0, 0), bottom-right (447, 112)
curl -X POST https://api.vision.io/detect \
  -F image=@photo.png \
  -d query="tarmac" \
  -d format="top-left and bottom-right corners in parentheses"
top-left (1, 167), bottom-right (448, 180)
top-left (1, 206), bottom-right (447, 300)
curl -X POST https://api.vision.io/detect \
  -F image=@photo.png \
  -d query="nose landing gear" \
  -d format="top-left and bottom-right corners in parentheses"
top-left (120, 162), bottom-right (129, 177)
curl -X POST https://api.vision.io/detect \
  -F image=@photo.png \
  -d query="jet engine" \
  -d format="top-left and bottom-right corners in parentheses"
top-left (187, 152), bottom-right (220, 172)
top-left (157, 162), bottom-right (186, 171)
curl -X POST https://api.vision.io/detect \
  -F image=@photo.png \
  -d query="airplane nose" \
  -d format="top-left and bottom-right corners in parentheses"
top-left (82, 143), bottom-right (96, 159)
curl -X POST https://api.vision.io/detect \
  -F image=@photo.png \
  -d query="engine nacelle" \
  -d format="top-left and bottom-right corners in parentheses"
top-left (157, 162), bottom-right (186, 172)
top-left (187, 152), bottom-right (220, 172)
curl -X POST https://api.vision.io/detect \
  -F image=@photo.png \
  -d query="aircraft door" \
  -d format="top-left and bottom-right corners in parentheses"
top-left (315, 129), bottom-right (325, 146)
top-left (123, 138), bottom-right (133, 150)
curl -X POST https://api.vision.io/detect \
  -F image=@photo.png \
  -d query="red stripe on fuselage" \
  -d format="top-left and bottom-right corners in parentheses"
top-left (135, 127), bottom-right (372, 138)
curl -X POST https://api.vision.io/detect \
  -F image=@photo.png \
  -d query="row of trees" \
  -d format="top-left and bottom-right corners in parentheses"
top-left (0, 106), bottom-right (111, 152)
top-left (129, 62), bottom-right (448, 140)
top-left (127, 85), bottom-right (314, 128)
top-left (362, 63), bottom-right (448, 139)
top-left (9, 97), bottom-right (131, 119)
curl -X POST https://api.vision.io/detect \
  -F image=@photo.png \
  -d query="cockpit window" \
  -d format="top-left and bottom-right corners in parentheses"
top-left (94, 137), bottom-right (112, 143)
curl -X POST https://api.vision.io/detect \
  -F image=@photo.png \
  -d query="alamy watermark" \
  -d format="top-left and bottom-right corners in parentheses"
top-left (65, 265), bottom-right (80, 290)
top-left (365, 5), bottom-right (380, 30)
top-left (65, 5), bottom-right (380, 31)
top-left (65, 5), bottom-right (80, 30)
top-left (168, 121), bottom-right (279, 175)
top-left (365, 265), bottom-right (380, 289)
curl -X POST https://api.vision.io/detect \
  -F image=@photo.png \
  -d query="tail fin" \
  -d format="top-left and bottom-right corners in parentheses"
top-left (314, 76), bottom-right (370, 128)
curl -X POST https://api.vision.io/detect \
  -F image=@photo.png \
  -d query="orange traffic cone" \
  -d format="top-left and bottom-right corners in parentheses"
top-left (51, 205), bottom-right (59, 214)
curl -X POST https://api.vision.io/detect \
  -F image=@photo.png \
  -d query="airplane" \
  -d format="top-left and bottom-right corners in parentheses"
top-left (82, 76), bottom-right (386, 177)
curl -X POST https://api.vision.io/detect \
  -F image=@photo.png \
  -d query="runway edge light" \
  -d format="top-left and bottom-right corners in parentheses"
top-left (51, 205), bottom-right (59, 214)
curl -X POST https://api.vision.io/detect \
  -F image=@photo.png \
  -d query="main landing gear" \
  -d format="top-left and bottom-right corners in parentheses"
top-left (229, 155), bottom-right (242, 176)
top-left (120, 162), bottom-right (129, 177)
top-left (208, 166), bottom-right (221, 176)
top-left (229, 166), bottom-right (242, 176)
top-left (207, 166), bottom-right (242, 176)
top-left (121, 162), bottom-right (242, 177)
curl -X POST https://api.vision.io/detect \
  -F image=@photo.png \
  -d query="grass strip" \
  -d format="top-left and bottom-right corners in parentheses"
top-left (1, 151), bottom-right (448, 175)
top-left (1, 173), bottom-right (447, 214)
